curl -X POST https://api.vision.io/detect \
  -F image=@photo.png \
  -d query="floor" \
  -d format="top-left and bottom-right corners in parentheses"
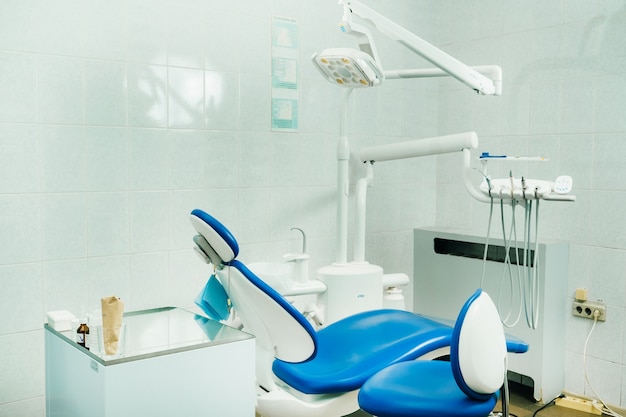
top-left (345, 382), bottom-right (602, 417)
top-left (495, 382), bottom-right (599, 417)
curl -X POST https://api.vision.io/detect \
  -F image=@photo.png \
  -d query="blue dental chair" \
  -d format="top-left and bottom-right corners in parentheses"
top-left (358, 288), bottom-right (511, 417)
top-left (189, 209), bottom-right (456, 417)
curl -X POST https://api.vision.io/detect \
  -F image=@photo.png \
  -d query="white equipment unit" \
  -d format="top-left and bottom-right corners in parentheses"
top-left (413, 227), bottom-right (568, 403)
top-left (45, 307), bottom-right (255, 417)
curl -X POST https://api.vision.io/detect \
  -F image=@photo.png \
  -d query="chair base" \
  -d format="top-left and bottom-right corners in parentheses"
top-left (256, 387), bottom-right (359, 417)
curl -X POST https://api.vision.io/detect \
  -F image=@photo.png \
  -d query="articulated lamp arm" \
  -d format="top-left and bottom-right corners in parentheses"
top-left (340, 0), bottom-right (500, 95)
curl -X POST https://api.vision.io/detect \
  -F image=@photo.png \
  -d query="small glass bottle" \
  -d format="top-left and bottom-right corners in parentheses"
top-left (76, 322), bottom-right (90, 350)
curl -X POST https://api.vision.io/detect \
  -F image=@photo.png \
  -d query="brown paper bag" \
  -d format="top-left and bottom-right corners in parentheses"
top-left (101, 296), bottom-right (125, 355)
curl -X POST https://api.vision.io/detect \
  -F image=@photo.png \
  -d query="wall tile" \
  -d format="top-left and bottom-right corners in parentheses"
top-left (499, 84), bottom-right (530, 136)
top-left (595, 11), bottom-right (626, 76)
top-left (168, 190), bottom-right (210, 250)
top-left (270, 188), bottom-right (301, 242)
top-left (205, 71), bottom-right (240, 131)
top-left (530, 0), bottom-right (564, 29)
top-left (0, 331), bottom-right (44, 404)
top-left (168, 250), bottom-right (207, 309)
top-left (593, 133), bottom-right (626, 191)
top-left (238, 188), bottom-right (272, 244)
top-left (560, 80), bottom-right (594, 134)
top-left (130, 191), bottom-right (170, 253)
top-left (205, 131), bottom-right (239, 189)
top-left (299, 133), bottom-right (333, 187)
top-left (0, 397), bottom-right (45, 417)
top-left (297, 186), bottom-right (335, 239)
top-left (238, 14), bottom-right (271, 75)
top-left (0, 0), bottom-right (40, 53)
top-left (0, 124), bottom-right (40, 194)
top-left (128, 64), bottom-right (168, 128)
top-left (84, 60), bottom-right (128, 126)
top-left (40, 126), bottom-right (86, 193)
top-left (169, 130), bottom-right (208, 189)
top-left (41, 194), bottom-right (87, 261)
top-left (43, 259), bottom-right (89, 318)
top-left (527, 26), bottom-right (563, 83)
top-left (561, 20), bottom-right (600, 80)
top-left (271, 132), bottom-right (300, 187)
top-left (563, 0), bottom-right (597, 23)
top-left (167, 6), bottom-right (206, 69)
top-left (128, 128), bottom-right (170, 190)
top-left (584, 355), bottom-right (623, 406)
top-left (594, 74), bottom-right (626, 133)
top-left (36, 0), bottom-right (84, 57)
top-left (0, 52), bottom-right (38, 123)
top-left (500, 32), bottom-right (533, 84)
top-left (86, 127), bottom-right (129, 192)
top-left (589, 247), bottom-right (626, 308)
top-left (37, 56), bottom-right (84, 125)
top-left (82, 0), bottom-right (128, 61)
top-left (168, 67), bottom-right (205, 128)
top-left (205, 11), bottom-right (241, 72)
top-left (591, 191), bottom-right (626, 249)
top-left (88, 256), bottom-right (130, 312)
top-left (557, 190), bottom-right (591, 245)
top-left (239, 74), bottom-right (271, 132)
top-left (127, 0), bottom-right (168, 65)
top-left (238, 132), bottom-right (271, 188)
top-left (87, 192), bottom-right (130, 257)
top-left (0, 264), bottom-right (42, 334)
top-left (529, 81), bottom-right (561, 135)
top-left (0, 195), bottom-right (41, 265)
top-left (129, 253), bottom-right (170, 310)
top-left (298, 79), bottom-right (339, 135)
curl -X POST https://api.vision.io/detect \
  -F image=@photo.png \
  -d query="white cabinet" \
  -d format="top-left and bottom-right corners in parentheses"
top-left (45, 307), bottom-right (255, 417)
top-left (413, 227), bottom-right (568, 403)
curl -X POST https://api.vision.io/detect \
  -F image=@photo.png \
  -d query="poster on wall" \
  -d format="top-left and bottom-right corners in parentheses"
top-left (271, 15), bottom-right (299, 132)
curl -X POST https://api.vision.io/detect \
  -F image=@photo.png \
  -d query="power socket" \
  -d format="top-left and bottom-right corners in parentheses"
top-left (556, 396), bottom-right (602, 415)
top-left (572, 300), bottom-right (606, 321)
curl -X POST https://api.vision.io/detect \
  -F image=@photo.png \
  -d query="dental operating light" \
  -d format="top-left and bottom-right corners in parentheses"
top-left (311, 19), bottom-right (384, 88)
top-left (313, 0), bottom-right (501, 95)
top-left (312, 48), bottom-right (384, 88)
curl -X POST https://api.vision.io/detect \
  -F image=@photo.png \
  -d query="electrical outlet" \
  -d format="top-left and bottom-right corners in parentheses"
top-left (572, 300), bottom-right (606, 321)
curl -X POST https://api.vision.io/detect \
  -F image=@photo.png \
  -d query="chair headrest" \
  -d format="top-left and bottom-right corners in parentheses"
top-left (190, 209), bottom-right (239, 265)
top-left (451, 289), bottom-right (506, 400)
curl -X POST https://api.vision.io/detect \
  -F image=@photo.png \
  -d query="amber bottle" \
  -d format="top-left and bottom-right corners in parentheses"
top-left (76, 322), bottom-right (90, 350)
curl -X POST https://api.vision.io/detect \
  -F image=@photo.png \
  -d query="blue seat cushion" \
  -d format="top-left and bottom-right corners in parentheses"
top-left (358, 361), bottom-right (498, 417)
top-left (272, 310), bottom-right (452, 394)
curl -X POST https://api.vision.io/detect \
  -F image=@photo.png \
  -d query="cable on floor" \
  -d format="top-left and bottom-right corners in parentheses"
top-left (531, 394), bottom-right (564, 417)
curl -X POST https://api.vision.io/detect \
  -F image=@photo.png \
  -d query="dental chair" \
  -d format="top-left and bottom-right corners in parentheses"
top-left (189, 209), bottom-right (455, 417)
top-left (358, 288), bottom-right (511, 417)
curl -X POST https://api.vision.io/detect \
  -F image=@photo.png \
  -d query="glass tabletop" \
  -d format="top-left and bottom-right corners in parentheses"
top-left (45, 307), bottom-right (253, 365)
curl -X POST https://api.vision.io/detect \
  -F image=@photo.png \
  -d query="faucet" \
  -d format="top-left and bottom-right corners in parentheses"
top-left (290, 227), bottom-right (306, 253)
top-left (284, 227), bottom-right (310, 284)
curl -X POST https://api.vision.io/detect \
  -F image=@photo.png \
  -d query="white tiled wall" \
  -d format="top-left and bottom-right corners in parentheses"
top-left (0, 0), bottom-right (434, 414)
top-left (436, 0), bottom-right (626, 407)
top-left (3, 0), bottom-right (624, 414)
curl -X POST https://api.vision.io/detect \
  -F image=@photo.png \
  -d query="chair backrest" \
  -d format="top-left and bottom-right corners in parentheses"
top-left (189, 209), bottom-right (318, 364)
top-left (450, 289), bottom-right (507, 400)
